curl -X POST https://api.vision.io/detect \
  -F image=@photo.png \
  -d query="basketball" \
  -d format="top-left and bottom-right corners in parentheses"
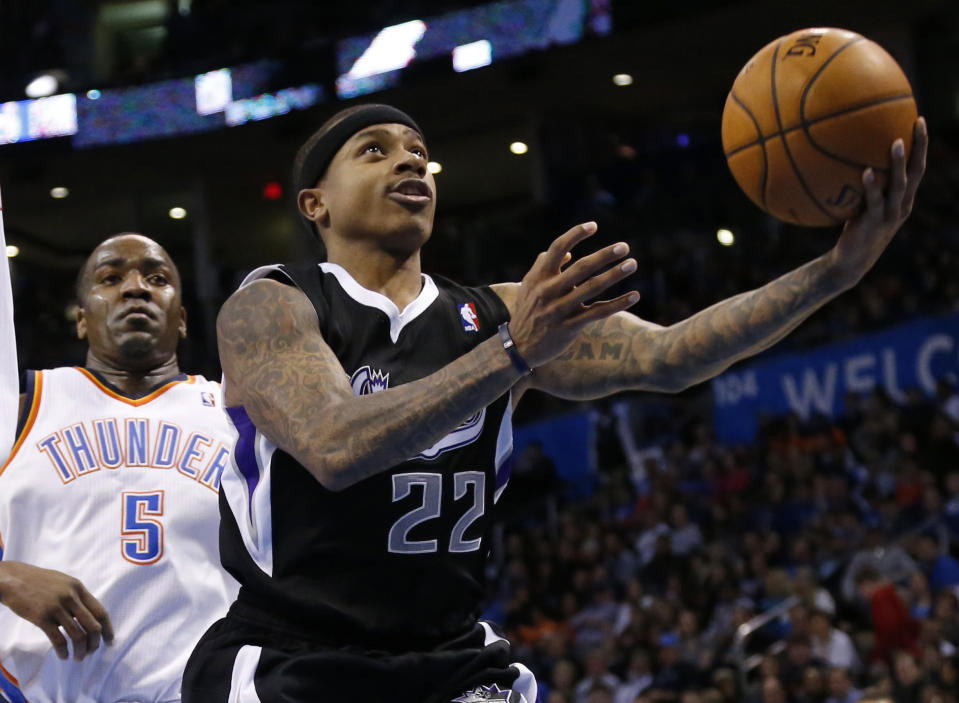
top-left (721, 27), bottom-right (917, 227)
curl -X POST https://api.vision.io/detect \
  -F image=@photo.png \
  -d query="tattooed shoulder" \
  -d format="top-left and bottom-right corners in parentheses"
top-left (217, 279), bottom-right (320, 361)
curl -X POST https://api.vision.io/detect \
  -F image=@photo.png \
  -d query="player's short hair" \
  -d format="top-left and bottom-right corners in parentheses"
top-left (75, 234), bottom-right (179, 304)
top-left (291, 104), bottom-right (423, 239)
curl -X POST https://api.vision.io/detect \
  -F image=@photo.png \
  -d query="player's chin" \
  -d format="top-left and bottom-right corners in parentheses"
top-left (116, 332), bottom-right (164, 359)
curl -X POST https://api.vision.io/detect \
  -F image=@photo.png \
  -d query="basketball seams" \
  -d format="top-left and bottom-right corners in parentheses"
top-left (728, 89), bottom-right (768, 208)
top-left (799, 36), bottom-right (906, 170)
top-left (769, 39), bottom-right (841, 225)
top-left (723, 92), bottom-right (913, 162)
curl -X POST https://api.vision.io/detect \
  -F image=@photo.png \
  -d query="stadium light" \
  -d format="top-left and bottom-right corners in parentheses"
top-left (169, 207), bottom-right (187, 220)
top-left (5, 245), bottom-right (19, 258)
top-left (25, 73), bottom-right (59, 98)
top-left (717, 228), bottom-right (735, 246)
top-left (427, 161), bottom-right (442, 174)
top-left (612, 73), bottom-right (634, 86)
top-left (50, 186), bottom-right (69, 199)
top-left (510, 141), bottom-right (528, 155)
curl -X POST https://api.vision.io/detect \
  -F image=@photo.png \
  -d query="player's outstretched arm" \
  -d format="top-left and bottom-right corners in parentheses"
top-left (217, 223), bottom-right (636, 491)
top-left (0, 561), bottom-right (114, 661)
top-left (497, 118), bottom-right (928, 400)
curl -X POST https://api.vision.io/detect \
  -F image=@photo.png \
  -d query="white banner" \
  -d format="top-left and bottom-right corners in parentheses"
top-left (0, 187), bottom-right (17, 460)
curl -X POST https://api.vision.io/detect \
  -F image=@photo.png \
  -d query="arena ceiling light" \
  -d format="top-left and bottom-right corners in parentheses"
top-left (169, 207), bottom-right (187, 220)
top-left (25, 71), bottom-right (65, 98)
top-left (509, 141), bottom-right (528, 155)
top-left (427, 161), bottom-right (442, 174)
top-left (717, 228), bottom-right (735, 246)
top-left (5, 245), bottom-right (19, 258)
top-left (50, 186), bottom-right (69, 199)
top-left (612, 73), bottom-right (634, 86)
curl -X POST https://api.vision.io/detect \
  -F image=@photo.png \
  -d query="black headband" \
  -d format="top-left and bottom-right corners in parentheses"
top-left (293, 104), bottom-right (423, 236)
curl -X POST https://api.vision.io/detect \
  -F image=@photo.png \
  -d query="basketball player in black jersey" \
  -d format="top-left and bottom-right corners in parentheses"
top-left (183, 105), bottom-right (927, 703)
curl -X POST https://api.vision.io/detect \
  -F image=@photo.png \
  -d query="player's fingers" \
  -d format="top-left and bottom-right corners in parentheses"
top-left (542, 222), bottom-right (598, 271)
top-left (861, 168), bottom-right (883, 220)
top-left (557, 258), bottom-right (637, 314)
top-left (568, 291), bottom-right (641, 326)
top-left (41, 624), bottom-right (69, 660)
top-left (71, 602), bottom-right (104, 653)
top-left (548, 242), bottom-right (630, 295)
top-left (902, 117), bottom-right (928, 215)
top-left (78, 588), bottom-right (114, 644)
top-left (884, 139), bottom-right (907, 221)
top-left (56, 609), bottom-right (89, 661)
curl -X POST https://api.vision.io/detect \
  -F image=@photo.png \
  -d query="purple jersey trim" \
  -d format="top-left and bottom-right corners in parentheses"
top-left (227, 405), bottom-right (260, 506)
top-left (495, 457), bottom-right (511, 493)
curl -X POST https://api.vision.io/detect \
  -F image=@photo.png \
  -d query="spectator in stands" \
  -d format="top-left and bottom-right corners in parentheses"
top-left (810, 610), bottom-right (861, 672)
top-left (671, 503), bottom-right (703, 556)
top-left (613, 648), bottom-right (653, 703)
top-left (575, 649), bottom-right (621, 703)
top-left (824, 668), bottom-right (862, 703)
top-left (914, 533), bottom-right (959, 595)
top-left (799, 666), bottom-right (827, 703)
top-left (841, 527), bottom-right (917, 603)
top-left (856, 566), bottom-right (921, 665)
top-left (759, 676), bottom-right (789, 703)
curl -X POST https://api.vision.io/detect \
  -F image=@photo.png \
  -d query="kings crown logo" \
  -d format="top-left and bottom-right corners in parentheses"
top-left (451, 684), bottom-right (516, 703)
top-left (350, 365), bottom-right (390, 396)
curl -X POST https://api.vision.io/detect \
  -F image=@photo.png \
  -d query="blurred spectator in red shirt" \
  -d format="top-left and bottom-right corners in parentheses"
top-left (855, 566), bottom-right (920, 665)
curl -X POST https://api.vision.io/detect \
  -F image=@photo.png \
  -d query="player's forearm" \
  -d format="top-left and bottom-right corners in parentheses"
top-left (651, 252), bottom-right (846, 387)
top-left (237, 336), bottom-right (520, 491)
top-left (536, 252), bottom-right (845, 397)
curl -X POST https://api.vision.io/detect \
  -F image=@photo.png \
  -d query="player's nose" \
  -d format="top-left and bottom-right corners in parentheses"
top-left (120, 270), bottom-right (151, 298)
top-left (394, 151), bottom-right (427, 178)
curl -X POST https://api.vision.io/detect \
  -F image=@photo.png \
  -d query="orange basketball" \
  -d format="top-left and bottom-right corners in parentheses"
top-left (721, 27), bottom-right (917, 227)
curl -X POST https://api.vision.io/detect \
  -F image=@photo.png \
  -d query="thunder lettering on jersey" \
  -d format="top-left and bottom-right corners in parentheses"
top-left (0, 367), bottom-right (239, 703)
top-left (220, 262), bottom-right (514, 652)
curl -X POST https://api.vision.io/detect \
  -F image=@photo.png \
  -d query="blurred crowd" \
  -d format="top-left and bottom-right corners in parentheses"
top-left (491, 377), bottom-right (959, 703)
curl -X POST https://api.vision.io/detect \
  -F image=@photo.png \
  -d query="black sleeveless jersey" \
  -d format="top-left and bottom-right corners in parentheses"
top-left (218, 261), bottom-right (514, 652)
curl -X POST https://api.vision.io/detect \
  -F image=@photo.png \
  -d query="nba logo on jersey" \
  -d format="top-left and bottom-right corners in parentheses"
top-left (200, 391), bottom-right (216, 407)
top-left (459, 302), bottom-right (480, 332)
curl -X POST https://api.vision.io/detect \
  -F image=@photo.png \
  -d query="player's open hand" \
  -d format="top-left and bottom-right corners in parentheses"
top-left (831, 117), bottom-right (928, 287)
top-left (0, 561), bottom-right (114, 661)
top-left (508, 222), bottom-right (639, 368)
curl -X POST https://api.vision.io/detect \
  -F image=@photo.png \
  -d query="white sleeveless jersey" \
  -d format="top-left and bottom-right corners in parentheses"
top-left (0, 367), bottom-right (239, 703)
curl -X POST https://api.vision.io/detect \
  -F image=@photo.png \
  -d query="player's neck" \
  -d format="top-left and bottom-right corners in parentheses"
top-left (84, 352), bottom-right (183, 396)
top-left (325, 243), bottom-right (423, 311)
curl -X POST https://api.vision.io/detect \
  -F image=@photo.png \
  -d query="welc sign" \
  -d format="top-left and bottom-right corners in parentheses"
top-left (712, 313), bottom-right (959, 443)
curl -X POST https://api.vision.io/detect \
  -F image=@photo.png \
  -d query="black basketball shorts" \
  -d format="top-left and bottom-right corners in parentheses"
top-left (182, 614), bottom-right (538, 703)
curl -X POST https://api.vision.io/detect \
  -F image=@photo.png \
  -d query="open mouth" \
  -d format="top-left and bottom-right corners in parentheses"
top-left (388, 179), bottom-right (432, 207)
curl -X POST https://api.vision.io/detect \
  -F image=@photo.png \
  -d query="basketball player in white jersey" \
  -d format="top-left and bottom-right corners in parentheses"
top-left (184, 105), bottom-right (926, 703)
top-left (0, 234), bottom-right (238, 703)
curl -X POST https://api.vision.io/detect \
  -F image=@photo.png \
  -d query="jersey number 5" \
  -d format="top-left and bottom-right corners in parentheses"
top-left (121, 491), bottom-right (165, 565)
top-left (388, 471), bottom-right (485, 554)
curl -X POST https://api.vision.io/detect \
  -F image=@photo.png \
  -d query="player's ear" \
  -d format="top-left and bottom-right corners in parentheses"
top-left (178, 305), bottom-right (187, 339)
top-left (297, 186), bottom-right (330, 229)
top-left (76, 306), bottom-right (87, 340)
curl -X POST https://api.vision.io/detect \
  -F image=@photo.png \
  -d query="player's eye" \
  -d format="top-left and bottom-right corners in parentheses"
top-left (411, 146), bottom-right (427, 159)
top-left (98, 274), bottom-right (120, 285)
top-left (362, 142), bottom-right (383, 155)
top-left (148, 274), bottom-right (169, 285)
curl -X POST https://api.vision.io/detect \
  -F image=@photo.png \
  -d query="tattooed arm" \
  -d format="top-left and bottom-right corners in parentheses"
top-left (218, 279), bottom-right (519, 491)
top-left (496, 254), bottom-right (840, 398)
top-left (497, 118), bottom-right (928, 400)
top-left (218, 224), bottom-right (636, 491)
